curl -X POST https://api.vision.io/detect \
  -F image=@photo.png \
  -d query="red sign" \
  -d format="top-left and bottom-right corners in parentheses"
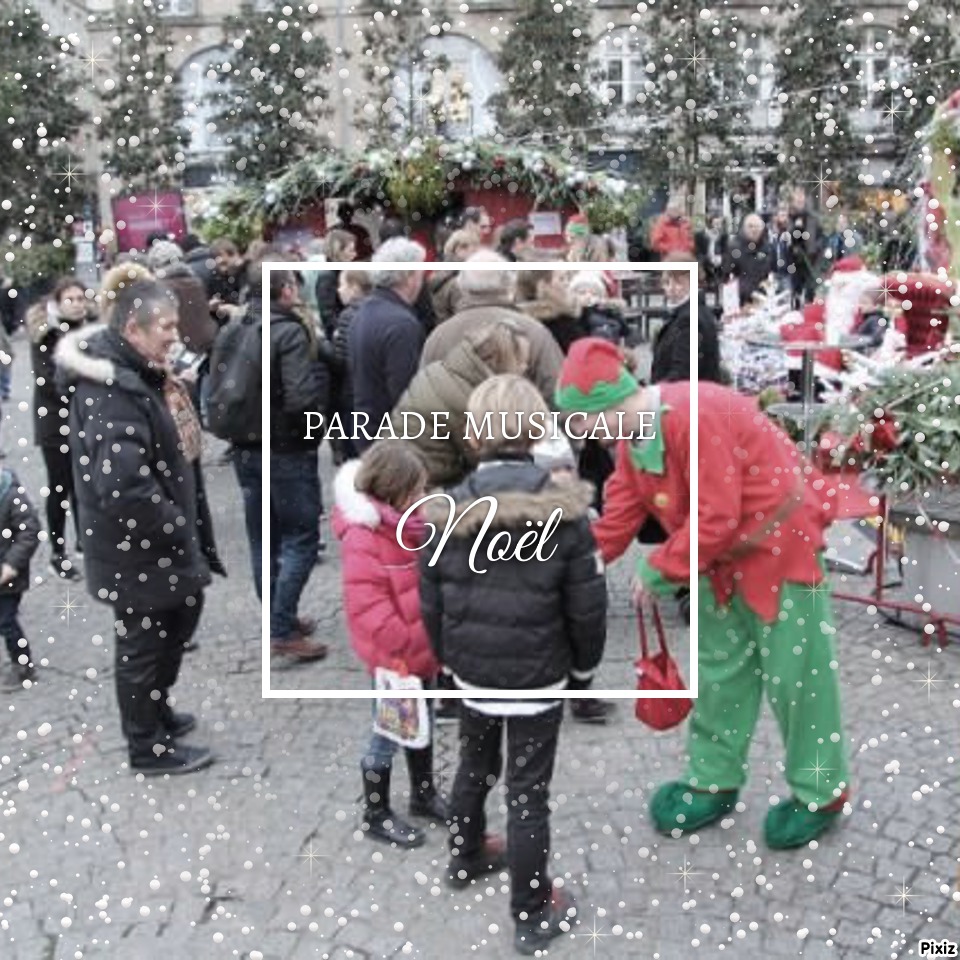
top-left (112, 191), bottom-right (187, 252)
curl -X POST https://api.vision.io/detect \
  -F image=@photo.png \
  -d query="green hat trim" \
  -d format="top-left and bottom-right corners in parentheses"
top-left (555, 368), bottom-right (639, 413)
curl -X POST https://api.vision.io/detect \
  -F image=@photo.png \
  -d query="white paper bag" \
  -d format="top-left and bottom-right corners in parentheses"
top-left (372, 668), bottom-right (430, 749)
top-left (721, 278), bottom-right (741, 317)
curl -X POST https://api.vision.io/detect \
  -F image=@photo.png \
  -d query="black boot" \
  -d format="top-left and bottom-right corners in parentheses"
top-left (406, 745), bottom-right (448, 823)
top-left (570, 698), bottom-right (611, 724)
top-left (360, 766), bottom-right (424, 848)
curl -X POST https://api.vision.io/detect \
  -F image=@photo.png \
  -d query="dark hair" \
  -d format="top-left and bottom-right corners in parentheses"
top-left (337, 201), bottom-right (356, 223)
top-left (109, 279), bottom-right (177, 333)
top-left (459, 206), bottom-right (485, 227)
top-left (379, 218), bottom-right (408, 243)
top-left (52, 276), bottom-right (86, 303)
top-left (245, 246), bottom-right (289, 294)
top-left (145, 231), bottom-right (168, 249)
top-left (181, 233), bottom-right (203, 254)
top-left (355, 440), bottom-right (426, 512)
top-left (497, 219), bottom-right (530, 254)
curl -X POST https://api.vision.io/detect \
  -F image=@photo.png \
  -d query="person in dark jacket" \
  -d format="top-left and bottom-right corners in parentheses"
top-left (269, 268), bottom-right (330, 660)
top-left (56, 279), bottom-right (216, 776)
top-left (786, 187), bottom-right (823, 307)
top-left (325, 269), bottom-right (372, 463)
top-left (314, 229), bottom-right (357, 339)
top-left (0, 467), bottom-right (41, 692)
top-left (27, 276), bottom-right (95, 579)
top-left (420, 374), bottom-right (606, 955)
top-left (496, 218), bottom-right (533, 262)
top-left (347, 238), bottom-right (427, 451)
top-left (724, 213), bottom-right (775, 307)
top-left (651, 256), bottom-right (722, 385)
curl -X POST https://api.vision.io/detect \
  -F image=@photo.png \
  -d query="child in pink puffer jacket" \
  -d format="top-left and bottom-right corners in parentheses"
top-left (332, 440), bottom-right (445, 849)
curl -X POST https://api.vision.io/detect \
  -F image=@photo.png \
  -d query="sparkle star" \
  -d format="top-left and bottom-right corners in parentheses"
top-left (912, 662), bottom-right (940, 700)
top-left (297, 840), bottom-right (328, 876)
top-left (56, 160), bottom-right (84, 189)
top-left (888, 878), bottom-right (916, 914)
top-left (671, 856), bottom-right (700, 893)
top-left (679, 38), bottom-right (712, 79)
top-left (801, 750), bottom-right (834, 790)
top-left (575, 912), bottom-right (611, 957)
top-left (803, 163), bottom-right (833, 204)
top-left (79, 47), bottom-right (107, 80)
top-left (146, 190), bottom-right (168, 226)
top-left (54, 587), bottom-right (85, 625)
top-left (881, 97), bottom-right (902, 129)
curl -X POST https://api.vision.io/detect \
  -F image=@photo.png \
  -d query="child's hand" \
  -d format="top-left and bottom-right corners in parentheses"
top-left (0, 563), bottom-right (17, 585)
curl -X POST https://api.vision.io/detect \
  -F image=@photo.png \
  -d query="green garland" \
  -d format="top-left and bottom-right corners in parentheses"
top-left (832, 366), bottom-right (960, 496)
top-left (242, 139), bottom-right (649, 228)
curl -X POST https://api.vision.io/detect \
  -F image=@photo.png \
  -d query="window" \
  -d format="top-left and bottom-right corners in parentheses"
top-left (156, 0), bottom-right (197, 17)
top-left (856, 29), bottom-right (904, 108)
top-left (392, 34), bottom-right (502, 139)
top-left (179, 47), bottom-right (235, 187)
top-left (596, 27), bottom-right (649, 109)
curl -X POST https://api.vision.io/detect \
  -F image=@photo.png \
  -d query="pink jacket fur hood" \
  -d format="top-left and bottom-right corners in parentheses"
top-left (331, 460), bottom-right (438, 680)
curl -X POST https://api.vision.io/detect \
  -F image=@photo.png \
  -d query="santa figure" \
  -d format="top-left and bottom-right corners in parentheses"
top-left (780, 256), bottom-right (894, 382)
top-left (879, 272), bottom-right (955, 359)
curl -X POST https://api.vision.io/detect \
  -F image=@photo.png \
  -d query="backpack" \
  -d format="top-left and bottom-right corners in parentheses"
top-left (206, 311), bottom-right (262, 445)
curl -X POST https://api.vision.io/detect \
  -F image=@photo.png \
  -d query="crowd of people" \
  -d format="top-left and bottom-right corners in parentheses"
top-left (0, 197), bottom-right (855, 955)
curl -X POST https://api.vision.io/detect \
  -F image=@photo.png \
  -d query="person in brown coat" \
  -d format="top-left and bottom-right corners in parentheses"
top-left (420, 251), bottom-right (563, 403)
top-left (146, 241), bottom-right (220, 354)
top-left (391, 320), bottom-right (530, 487)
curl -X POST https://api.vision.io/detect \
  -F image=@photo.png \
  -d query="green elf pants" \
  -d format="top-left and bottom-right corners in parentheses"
top-left (687, 576), bottom-right (849, 809)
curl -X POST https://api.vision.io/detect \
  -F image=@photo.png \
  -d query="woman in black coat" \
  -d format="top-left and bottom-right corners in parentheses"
top-left (28, 277), bottom-right (95, 579)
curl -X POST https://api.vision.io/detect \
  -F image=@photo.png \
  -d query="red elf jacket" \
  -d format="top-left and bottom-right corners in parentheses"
top-left (592, 382), bottom-right (839, 622)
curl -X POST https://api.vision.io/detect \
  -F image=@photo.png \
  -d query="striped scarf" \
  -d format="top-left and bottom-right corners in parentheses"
top-left (163, 376), bottom-right (203, 463)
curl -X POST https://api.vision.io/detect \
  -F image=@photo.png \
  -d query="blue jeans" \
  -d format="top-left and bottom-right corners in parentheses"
top-left (269, 449), bottom-right (320, 639)
top-left (232, 446), bottom-right (262, 599)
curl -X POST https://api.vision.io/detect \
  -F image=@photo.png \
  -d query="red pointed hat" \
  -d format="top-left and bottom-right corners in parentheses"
top-left (555, 337), bottom-right (639, 413)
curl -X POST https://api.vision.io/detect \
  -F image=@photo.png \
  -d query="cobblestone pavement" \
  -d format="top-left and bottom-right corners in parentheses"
top-left (0, 335), bottom-right (957, 960)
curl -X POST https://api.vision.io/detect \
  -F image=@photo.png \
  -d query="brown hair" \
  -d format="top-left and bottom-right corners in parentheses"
top-left (355, 441), bottom-right (427, 511)
top-left (211, 238), bottom-right (239, 257)
top-left (52, 276), bottom-right (86, 303)
top-left (340, 269), bottom-right (373, 295)
top-left (516, 270), bottom-right (552, 303)
top-left (324, 229), bottom-right (356, 262)
top-left (467, 320), bottom-right (529, 375)
top-left (467, 374), bottom-right (549, 456)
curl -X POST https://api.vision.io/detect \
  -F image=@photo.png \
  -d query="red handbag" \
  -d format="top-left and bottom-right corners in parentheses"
top-left (634, 601), bottom-right (693, 731)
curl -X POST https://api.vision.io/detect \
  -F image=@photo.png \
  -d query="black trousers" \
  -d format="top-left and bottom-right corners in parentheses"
top-left (113, 594), bottom-right (204, 760)
top-left (0, 593), bottom-right (29, 665)
top-left (41, 444), bottom-right (79, 551)
top-left (449, 705), bottom-right (563, 920)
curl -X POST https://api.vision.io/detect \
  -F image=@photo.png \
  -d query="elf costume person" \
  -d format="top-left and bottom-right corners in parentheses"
top-left (555, 338), bottom-right (851, 849)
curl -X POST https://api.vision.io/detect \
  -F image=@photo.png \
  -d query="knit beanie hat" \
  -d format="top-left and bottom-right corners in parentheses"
top-left (555, 337), bottom-right (639, 413)
top-left (565, 214), bottom-right (590, 238)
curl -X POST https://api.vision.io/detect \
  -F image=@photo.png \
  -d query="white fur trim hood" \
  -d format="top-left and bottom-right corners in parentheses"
top-left (333, 459), bottom-right (381, 529)
top-left (53, 323), bottom-right (115, 386)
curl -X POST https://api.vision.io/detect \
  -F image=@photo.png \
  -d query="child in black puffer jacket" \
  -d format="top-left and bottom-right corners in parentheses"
top-left (0, 468), bottom-right (41, 691)
top-left (420, 374), bottom-right (607, 956)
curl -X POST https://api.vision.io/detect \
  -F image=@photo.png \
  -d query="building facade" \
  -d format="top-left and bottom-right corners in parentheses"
top-left (34, 0), bottom-right (919, 232)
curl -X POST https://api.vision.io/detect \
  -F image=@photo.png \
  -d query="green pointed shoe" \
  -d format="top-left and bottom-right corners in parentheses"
top-left (764, 797), bottom-right (842, 849)
top-left (650, 781), bottom-right (738, 835)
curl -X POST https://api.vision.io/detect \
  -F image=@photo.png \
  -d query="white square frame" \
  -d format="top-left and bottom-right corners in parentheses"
top-left (261, 260), bottom-right (699, 699)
